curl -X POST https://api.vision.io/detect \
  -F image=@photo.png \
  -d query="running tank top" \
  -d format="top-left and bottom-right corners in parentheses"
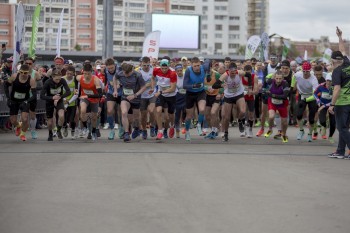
top-left (80, 75), bottom-right (99, 103)
top-left (223, 71), bottom-right (244, 98)
top-left (204, 72), bottom-right (219, 96)
top-left (11, 73), bottom-right (31, 101)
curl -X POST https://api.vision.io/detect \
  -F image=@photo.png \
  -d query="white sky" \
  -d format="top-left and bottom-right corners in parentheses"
top-left (269, 0), bottom-right (350, 42)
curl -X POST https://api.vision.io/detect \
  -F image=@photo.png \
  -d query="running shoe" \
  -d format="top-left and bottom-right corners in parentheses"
top-left (96, 129), bottom-right (101, 138)
top-left (156, 131), bottom-right (163, 140)
top-left (196, 124), bottom-right (202, 136)
top-left (264, 130), bottom-right (273, 138)
top-left (222, 132), bottom-right (228, 142)
top-left (103, 123), bottom-right (109, 130)
top-left (181, 128), bottom-right (186, 134)
top-left (329, 137), bottom-right (334, 144)
top-left (264, 122), bottom-right (269, 127)
top-left (255, 121), bottom-right (261, 127)
top-left (123, 132), bottom-right (131, 142)
top-left (247, 128), bottom-right (253, 138)
top-left (327, 152), bottom-right (339, 158)
top-left (71, 131), bottom-right (76, 140)
top-left (57, 130), bottom-right (63, 139)
top-left (240, 131), bottom-right (246, 137)
top-left (163, 129), bottom-right (168, 139)
top-left (63, 127), bottom-right (68, 137)
top-left (169, 127), bottom-right (175, 138)
top-left (19, 133), bottom-right (26, 141)
top-left (31, 130), bottom-right (38, 139)
top-left (131, 128), bottom-right (140, 139)
top-left (307, 134), bottom-right (312, 142)
top-left (48, 134), bottom-right (53, 141)
top-left (142, 130), bottom-right (147, 140)
top-left (204, 131), bottom-right (213, 139)
top-left (108, 130), bottom-right (115, 140)
top-left (321, 127), bottom-right (326, 137)
top-left (282, 135), bottom-right (288, 143)
top-left (118, 127), bottom-right (124, 139)
top-left (312, 132), bottom-right (318, 140)
top-left (185, 132), bottom-right (191, 141)
top-left (256, 128), bottom-right (264, 137)
top-left (322, 135), bottom-right (327, 140)
top-left (87, 132), bottom-right (92, 140)
top-left (238, 121), bottom-right (244, 133)
top-left (80, 128), bottom-right (88, 138)
top-left (15, 126), bottom-right (21, 137)
top-left (273, 131), bottom-right (282, 140)
top-left (53, 127), bottom-right (57, 137)
top-left (114, 124), bottom-right (119, 129)
top-left (91, 133), bottom-right (97, 141)
top-left (296, 130), bottom-right (305, 140)
top-left (150, 127), bottom-right (156, 137)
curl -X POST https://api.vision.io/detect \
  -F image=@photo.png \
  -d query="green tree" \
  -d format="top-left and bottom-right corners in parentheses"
top-left (75, 44), bottom-right (82, 51)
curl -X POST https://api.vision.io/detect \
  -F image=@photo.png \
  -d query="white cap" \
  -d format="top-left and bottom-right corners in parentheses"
top-left (198, 56), bottom-right (204, 62)
top-left (96, 65), bottom-right (101, 70)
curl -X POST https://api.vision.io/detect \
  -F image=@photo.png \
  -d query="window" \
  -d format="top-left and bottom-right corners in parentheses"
top-left (78, 3), bottom-right (90, 8)
top-left (202, 15), bottom-right (207, 20)
top-left (128, 32), bottom-right (144, 37)
top-left (78, 24), bottom-right (91, 29)
top-left (215, 6), bottom-right (227, 11)
top-left (79, 34), bottom-right (90, 38)
top-left (61, 39), bottom-right (68, 46)
top-left (215, 25), bottom-right (222, 30)
top-left (215, 15), bottom-right (227, 20)
top-left (97, 39), bottom-right (103, 44)
top-left (229, 25), bottom-right (240, 31)
top-left (78, 14), bottom-right (91, 18)
top-left (229, 34), bottom-right (240, 39)
top-left (229, 16), bottom-right (240, 20)
top-left (129, 13), bottom-right (144, 19)
top-left (153, 0), bottom-right (164, 2)
top-left (202, 6), bottom-right (208, 11)
top-left (229, 44), bottom-right (239, 49)
top-left (114, 31), bottom-right (122, 36)
top-left (202, 43), bottom-right (207, 49)
top-left (128, 22), bottom-right (144, 28)
top-left (129, 42), bottom-right (143, 46)
top-left (215, 33), bottom-right (222, 38)
top-left (97, 30), bottom-right (103, 35)
top-left (202, 34), bottom-right (207, 39)
top-left (129, 3), bottom-right (144, 8)
top-left (114, 41), bottom-right (122, 45)
top-left (215, 43), bottom-right (222, 50)
top-left (114, 21), bottom-right (122, 26)
top-left (114, 11), bottom-right (122, 17)
top-left (37, 38), bottom-right (43, 42)
top-left (45, 18), bottom-right (51, 23)
top-left (0, 19), bottom-right (9, 24)
top-left (179, 5), bottom-right (195, 11)
top-left (202, 24), bottom-right (207, 30)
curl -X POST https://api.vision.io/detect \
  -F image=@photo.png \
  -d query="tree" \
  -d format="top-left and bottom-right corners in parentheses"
top-left (75, 44), bottom-right (82, 51)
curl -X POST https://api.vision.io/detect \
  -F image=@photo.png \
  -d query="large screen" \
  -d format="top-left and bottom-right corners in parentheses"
top-left (151, 13), bottom-right (200, 50)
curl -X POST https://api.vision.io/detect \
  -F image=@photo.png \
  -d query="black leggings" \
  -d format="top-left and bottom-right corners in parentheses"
top-left (297, 98), bottom-right (318, 125)
top-left (319, 106), bottom-right (336, 137)
top-left (64, 105), bottom-right (77, 130)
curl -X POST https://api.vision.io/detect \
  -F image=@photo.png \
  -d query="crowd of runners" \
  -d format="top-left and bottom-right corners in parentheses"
top-left (1, 27), bottom-right (349, 158)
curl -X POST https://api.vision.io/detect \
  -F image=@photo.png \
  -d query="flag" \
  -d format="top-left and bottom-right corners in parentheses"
top-left (12, 2), bottom-right (25, 73)
top-left (142, 31), bottom-right (161, 60)
top-left (56, 9), bottom-right (64, 57)
top-left (304, 50), bottom-right (308, 61)
top-left (245, 35), bottom-right (261, 60)
top-left (260, 32), bottom-right (269, 61)
top-left (282, 39), bottom-right (291, 60)
top-left (323, 48), bottom-right (332, 64)
top-left (28, 4), bottom-right (41, 59)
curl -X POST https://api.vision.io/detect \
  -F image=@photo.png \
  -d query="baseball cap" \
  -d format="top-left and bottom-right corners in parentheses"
top-left (181, 56), bottom-right (188, 61)
top-left (74, 63), bottom-right (83, 72)
top-left (198, 56), bottom-right (205, 62)
top-left (6, 57), bottom-right (13, 63)
top-left (68, 60), bottom-right (73, 65)
top-left (331, 51), bottom-right (344, 60)
top-left (281, 60), bottom-right (290, 68)
top-left (64, 59), bottom-right (69, 65)
top-left (96, 65), bottom-right (101, 70)
top-left (175, 64), bottom-right (183, 70)
top-left (302, 62), bottom-right (311, 71)
top-left (162, 56), bottom-right (171, 62)
top-left (160, 59), bottom-right (169, 66)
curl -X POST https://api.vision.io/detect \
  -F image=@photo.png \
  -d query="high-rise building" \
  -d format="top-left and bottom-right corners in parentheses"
top-left (247, 0), bottom-right (269, 37)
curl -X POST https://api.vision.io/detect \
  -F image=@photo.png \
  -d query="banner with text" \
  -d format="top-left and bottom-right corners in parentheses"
top-left (12, 2), bottom-right (25, 73)
top-left (323, 48), bottom-right (332, 64)
top-left (245, 35), bottom-right (261, 60)
top-left (56, 9), bottom-right (64, 57)
top-left (260, 32), bottom-right (269, 61)
top-left (28, 4), bottom-right (41, 59)
top-left (142, 31), bottom-right (161, 60)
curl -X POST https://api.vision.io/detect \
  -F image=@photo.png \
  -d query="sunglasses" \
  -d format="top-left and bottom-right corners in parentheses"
top-left (25, 63), bottom-right (33, 65)
top-left (20, 70), bottom-right (29, 74)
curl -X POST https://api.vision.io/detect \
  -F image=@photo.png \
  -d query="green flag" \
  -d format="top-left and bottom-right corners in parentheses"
top-left (28, 4), bottom-right (41, 59)
top-left (282, 39), bottom-right (291, 60)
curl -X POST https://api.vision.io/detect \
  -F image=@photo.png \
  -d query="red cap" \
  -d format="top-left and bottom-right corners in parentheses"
top-left (302, 62), bottom-right (311, 71)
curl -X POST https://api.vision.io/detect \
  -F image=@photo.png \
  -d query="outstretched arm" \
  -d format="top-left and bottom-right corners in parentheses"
top-left (336, 27), bottom-right (347, 56)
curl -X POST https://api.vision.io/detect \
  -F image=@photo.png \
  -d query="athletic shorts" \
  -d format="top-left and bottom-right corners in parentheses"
top-left (121, 99), bottom-right (140, 114)
top-left (29, 99), bottom-right (37, 112)
top-left (80, 98), bottom-right (99, 113)
top-left (9, 101), bottom-right (30, 116)
top-left (156, 95), bottom-right (176, 114)
top-left (267, 98), bottom-right (289, 118)
top-left (224, 93), bottom-right (244, 105)
top-left (206, 95), bottom-right (220, 107)
top-left (46, 100), bottom-right (65, 118)
top-left (186, 90), bottom-right (206, 109)
top-left (140, 96), bottom-right (157, 111)
top-left (106, 93), bottom-right (121, 104)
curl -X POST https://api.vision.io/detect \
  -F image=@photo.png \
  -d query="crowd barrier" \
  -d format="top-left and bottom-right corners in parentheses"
top-left (0, 85), bottom-right (46, 116)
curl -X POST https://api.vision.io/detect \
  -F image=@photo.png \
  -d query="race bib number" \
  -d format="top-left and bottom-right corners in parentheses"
top-left (321, 92), bottom-right (332, 99)
top-left (160, 85), bottom-right (171, 91)
top-left (193, 83), bottom-right (204, 89)
top-left (14, 92), bottom-right (26, 99)
top-left (50, 88), bottom-right (61, 95)
top-left (70, 87), bottom-right (74, 92)
top-left (178, 88), bottom-right (186, 94)
top-left (123, 88), bottom-right (134, 96)
top-left (228, 86), bottom-right (238, 93)
top-left (83, 89), bottom-right (94, 95)
top-left (271, 98), bottom-right (283, 105)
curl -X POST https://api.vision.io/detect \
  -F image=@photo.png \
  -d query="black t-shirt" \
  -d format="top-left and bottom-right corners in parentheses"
top-left (40, 78), bottom-right (71, 101)
top-left (332, 56), bottom-right (350, 105)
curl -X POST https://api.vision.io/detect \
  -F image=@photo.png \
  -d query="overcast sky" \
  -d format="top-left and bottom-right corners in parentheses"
top-left (269, 0), bottom-right (350, 42)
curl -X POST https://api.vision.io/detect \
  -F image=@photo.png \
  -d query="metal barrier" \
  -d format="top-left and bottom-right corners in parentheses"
top-left (0, 84), bottom-right (46, 116)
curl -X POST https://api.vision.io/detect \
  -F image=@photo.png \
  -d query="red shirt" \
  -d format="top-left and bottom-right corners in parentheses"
top-left (80, 75), bottom-right (99, 103)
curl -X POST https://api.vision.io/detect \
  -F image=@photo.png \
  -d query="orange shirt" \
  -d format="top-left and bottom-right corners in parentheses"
top-left (80, 75), bottom-right (99, 103)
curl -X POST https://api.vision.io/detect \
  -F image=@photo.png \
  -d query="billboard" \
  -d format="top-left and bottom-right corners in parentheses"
top-left (151, 13), bottom-right (200, 50)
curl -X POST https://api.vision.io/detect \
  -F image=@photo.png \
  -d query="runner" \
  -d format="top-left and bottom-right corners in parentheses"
top-left (76, 63), bottom-right (103, 141)
top-left (174, 63), bottom-right (186, 138)
top-left (40, 68), bottom-right (71, 141)
top-left (4, 64), bottom-right (37, 141)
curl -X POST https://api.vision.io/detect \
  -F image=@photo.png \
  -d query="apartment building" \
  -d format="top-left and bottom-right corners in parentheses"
top-left (247, 0), bottom-right (269, 37)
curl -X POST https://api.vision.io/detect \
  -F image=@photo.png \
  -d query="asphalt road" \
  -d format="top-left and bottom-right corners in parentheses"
top-left (0, 127), bottom-right (349, 233)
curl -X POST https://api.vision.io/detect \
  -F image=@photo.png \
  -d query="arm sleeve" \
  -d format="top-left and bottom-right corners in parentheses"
top-left (27, 88), bottom-right (37, 102)
top-left (87, 88), bottom-right (102, 98)
top-left (212, 79), bottom-right (223, 89)
top-left (40, 81), bottom-right (54, 100)
top-left (183, 69), bottom-right (192, 90)
top-left (4, 81), bottom-right (11, 99)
